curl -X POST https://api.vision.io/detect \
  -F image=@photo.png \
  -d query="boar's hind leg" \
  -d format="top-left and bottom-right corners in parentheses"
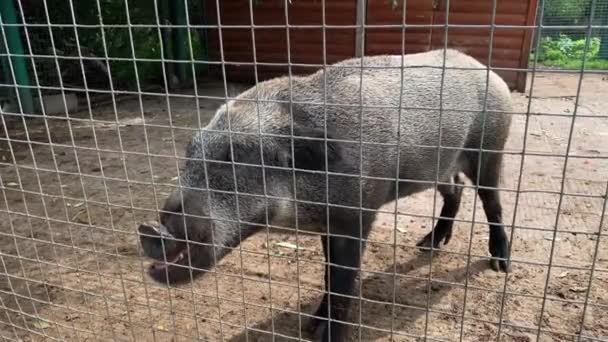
top-left (464, 150), bottom-right (511, 273)
top-left (308, 209), bottom-right (374, 342)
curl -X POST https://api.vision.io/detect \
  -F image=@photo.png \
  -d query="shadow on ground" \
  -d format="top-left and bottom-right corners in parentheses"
top-left (228, 254), bottom-right (489, 341)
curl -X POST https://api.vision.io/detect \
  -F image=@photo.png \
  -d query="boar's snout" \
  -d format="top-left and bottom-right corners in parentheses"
top-left (138, 222), bottom-right (179, 261)
top-left (137, 190), bottom-right (217, 285)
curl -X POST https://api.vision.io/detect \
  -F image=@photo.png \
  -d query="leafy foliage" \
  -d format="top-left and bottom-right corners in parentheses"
top-left (542, 0), bottom-right (592, 25)
top-left (23, 0), bottom-right (206, 90)
top-left (534, 35), bottom-right (608, 69)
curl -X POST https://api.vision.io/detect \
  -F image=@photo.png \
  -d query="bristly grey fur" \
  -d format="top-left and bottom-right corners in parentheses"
top-left (180, 49), bottom-right (512, 248)
top-left (141, 50), bottom-right (513, 340)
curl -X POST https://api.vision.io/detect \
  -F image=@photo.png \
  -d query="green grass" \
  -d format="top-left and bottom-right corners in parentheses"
top-left (532, 35), bottom-right (608, 70)
top-left (538, 58), bottom-right (608, 70)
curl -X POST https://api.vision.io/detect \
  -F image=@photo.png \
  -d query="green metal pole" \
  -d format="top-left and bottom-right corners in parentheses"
top-left (0, 0), bottom-right (34, 114)
top-left (0, 31), bottom-right (12, 94)
top-left (598, 0), bottom-right (608, 59)
top-left (158, 0), bottom-right (177, 88)
top-left (199, 0), bottom-right (209, 75)
top-left (170, 0), bottom-right (188, 83)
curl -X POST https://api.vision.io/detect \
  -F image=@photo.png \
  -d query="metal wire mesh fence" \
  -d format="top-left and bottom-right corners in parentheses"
top-left (1, 0), bottom-right (607, 341)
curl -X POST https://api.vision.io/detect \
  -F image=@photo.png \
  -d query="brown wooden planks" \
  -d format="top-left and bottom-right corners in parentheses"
top-left (204, 0), bottom-right (537, 90)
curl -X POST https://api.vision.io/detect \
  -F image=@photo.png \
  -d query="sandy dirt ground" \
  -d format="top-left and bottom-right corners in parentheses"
top-left (1, 71), bottom-right (607, 342)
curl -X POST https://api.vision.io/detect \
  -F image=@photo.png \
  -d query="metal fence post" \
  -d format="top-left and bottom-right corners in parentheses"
top-left (170, 0), bottom-right (188, 84)
top-left (598, 0), bottom-right (608, 59)
top-left (0, 0), bottom-right (34, 114)
top-left (355, 0), bottom-right (367, 57)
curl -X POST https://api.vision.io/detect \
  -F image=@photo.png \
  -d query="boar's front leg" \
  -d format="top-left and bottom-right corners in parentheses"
top-left (308, 210), bottom-right (374, 341)
top-left (417, 173), bottom-right (464, 250)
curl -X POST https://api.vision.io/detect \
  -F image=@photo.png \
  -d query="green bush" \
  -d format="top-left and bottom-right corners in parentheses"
top-left (543, 0), bottom-right (591, 26)
top-left (534, 35), bottom-right (607, 69)
top-left (24, 0), bottom-right (207, 90)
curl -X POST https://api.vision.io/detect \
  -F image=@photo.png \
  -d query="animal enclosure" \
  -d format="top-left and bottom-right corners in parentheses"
top-left (1, 0), bottom-right (608, 341)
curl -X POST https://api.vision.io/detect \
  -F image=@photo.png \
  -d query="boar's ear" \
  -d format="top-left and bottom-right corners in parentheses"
top-left (226, 127), bottom-right (341, 170)
top-left (160, 191), bottom-right (183, 217)
top-left (230, 139), bottom-right (286, 167)
top-left (289, 126), bottom-right (341, 171)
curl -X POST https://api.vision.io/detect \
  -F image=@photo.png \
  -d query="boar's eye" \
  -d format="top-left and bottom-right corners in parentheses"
top-left (160, 194), bottom-right (184, 224)
top-left (225, 148), bottom-right (232, 162)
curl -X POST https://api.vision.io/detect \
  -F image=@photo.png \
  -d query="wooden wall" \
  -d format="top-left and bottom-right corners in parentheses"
top-left (205, 0), bottom-right (537, 92)
top-left (205, 0), bottom-right (357, 82)
top-left (428, 0), bottom-right (538, 91)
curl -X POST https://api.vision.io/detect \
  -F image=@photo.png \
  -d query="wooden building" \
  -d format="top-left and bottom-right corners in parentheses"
top-left (204, 0), bottom-right (538, 92)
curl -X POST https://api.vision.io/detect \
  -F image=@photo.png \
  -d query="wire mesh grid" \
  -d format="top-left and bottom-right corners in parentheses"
top-left (1, 0), bottom-right (608, 341)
